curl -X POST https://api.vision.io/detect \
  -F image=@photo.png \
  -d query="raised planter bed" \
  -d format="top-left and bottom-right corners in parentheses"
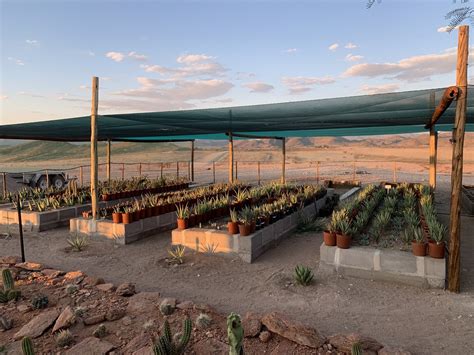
top-left (319, 243), bottom-right (445, 288)
top-left (70, 210), bottom-right (177, 244)
top-left (172, 192), bottom-right (330, 263)
top-left (461, 185), bottom-right (474, 215)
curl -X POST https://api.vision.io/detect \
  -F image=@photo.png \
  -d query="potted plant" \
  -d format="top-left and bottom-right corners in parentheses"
top-left (122, 206), bottom-right (133, 224)
top-left (323, 217), bottom-right (337, 246)
top-left (176, 204), bottom-right (189, 230)
top-left (336, 219), bottom-right (352, 249)
top-left (227, 208), bottom-right (239, 234)
top-left (112, 205), bottom-right (122, 223)
top-left (428, 222), bottom-right (446, 259)
top-left (411, 227), bottom-right (426, 256)
top-left (238, 207), bottom-right (254, 236)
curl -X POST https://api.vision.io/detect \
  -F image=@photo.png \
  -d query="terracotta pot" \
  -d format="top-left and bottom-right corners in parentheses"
top-left (239, 223), bottom-right (252, 236)
top-left (428, 241), bottom-right (445, 259)
top-left (323, 230), bottom-right (336, 246)
top-left (412, 241), bottom-right (426, 256)
top-left (336, 233), bottom-right (351, 249)
top-left (177, 218), bottom-right (189, 230)
top-left (112, 212), bottom-right (122, 224)
top-left (122, 212), bottom-right (132, 224)
top-left (152, 206), bottom-right (160, 216)
top-left (102, 194), bottom-right (109, 201)
top-left (140, 209), bottom-right (146, 219)
top-left (228, 221), bottom-right (239, 234)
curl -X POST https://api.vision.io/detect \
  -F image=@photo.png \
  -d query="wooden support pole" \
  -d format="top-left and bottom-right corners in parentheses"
top-left (139, 163), bottom-right (142, 178)
top-left (448, 25), bottom-right (469, 293)
top-left (79, 166), bottom-right (83, 186)
top-left (429, 91), bottom-right (438, 190)
top-left (121, 163), bottom-right (125, 180)
top-left (45, 170), bottom-right (49, 188)
top-left (90, 76), bottom-right (99, 219)
top-left (393, 162), bottom-right (397, 183)
top-left (352, 161), bottom-right (356, 182)
top-left (212, 161), bottom-right (216, 184)
top-left (187, 161), bottom-right (191, 180)
top-left (281, 138), bottom-right (286, 184)
top-left (2, 172), bottom-right (7, 197)
top-left (191, 140), bottom-right (195, 182)
top-left (228, 132), bottom-right (234, 183)
top-left (235, 161), bottom-right (238, 181)
top-left (316, 161), bottom-right (320, 184)
top-left (160, 163), bottom-right (163, 179)
top-left (106, 139), bottom-right (111, 182)
top-left (176, 161), bottom-right (179, 179)
top-left (257, 161), bottom-right (261, 185)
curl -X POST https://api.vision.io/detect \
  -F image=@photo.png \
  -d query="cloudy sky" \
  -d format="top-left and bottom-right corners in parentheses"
top-left (0, 0), bottom-right (471, 125)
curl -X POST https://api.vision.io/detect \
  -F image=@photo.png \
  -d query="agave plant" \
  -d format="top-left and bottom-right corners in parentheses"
top-left (176, 204), bottom-right (190, 219)
top-left (430, 222), bottom-right (447, 244)
top-left (229, 208), bottom-right (238, 223)
top-left (294, 265), bottom-right (314, 286)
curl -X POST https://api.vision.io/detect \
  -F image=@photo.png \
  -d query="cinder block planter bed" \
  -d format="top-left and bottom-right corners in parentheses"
top-left (319, 183), bottom-right (447, 288)
top-left (172, 184), bottom-right (331, 263)
top-left (0, 177), bottom-right (189, 232)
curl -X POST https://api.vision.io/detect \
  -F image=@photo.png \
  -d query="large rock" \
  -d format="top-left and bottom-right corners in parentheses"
top-left (83, 313), bottom-right (106, 326)
top-left (328, 333), bottom-right (383, 354)
top-left (14, 309), bottom-right (59, 339)
top-left (52, 306), bottom-right (75, 333)
top-left (83, 276), bottom-right (105, 286)
top-left (243, 312), bottom-right (262, 337)
top-left (116, 282), bottom-right (136, 297)
top-left (15, 262), bottom-right (43, 271)
top-left (378, 347), bottom-right (412, 355)
top-left (193, 338), bottom-right (228, 355)
top-left (132, 346), bottom-right (154, 355)
top-left (0, 256), bottom-right (22, 265)
top-left (127, 292), bottom-right (161, 314)
top-left (106, 307), bottom-right (126, 321)
top-left (261, 312), bottom-right (325, 348)
top-left (66, 337), bottom-right (115, 355)
top-left (96, 283), bottom-right (115, 292)
top-left (123, 333), bottom-right (152, 354)
top-left (42, 269), bottom-right (64, 278)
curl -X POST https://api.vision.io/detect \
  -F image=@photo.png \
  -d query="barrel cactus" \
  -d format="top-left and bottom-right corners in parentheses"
top-left (351, 342), bottom-right (363, 355)
top-left (31, 294), bottom-right (49, 309)
top-left (2, 269), bottom-right (14, 290)
top-left (227, 313), bottom-right (244, 355)
top-left (153, 317), bottom-right (191, 355)
top-left (21, 337), bottom-right (35, 355)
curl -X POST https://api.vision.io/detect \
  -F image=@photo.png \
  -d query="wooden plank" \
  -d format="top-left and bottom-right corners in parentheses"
top-left (228, 131), bottom-right (234, 183)
top-left (257, 161), bottom-right (261, 185)
top-left (191, 140), bottom-right (195, 181)
top-left (448, 25), bottom-right (469, 293)
top-left (2, 172), bottom-right (7, 197)
top-left (90, 76), bottom-right (99, 219)
top-left (106, 139), bottom-right (111, 182)
top-left (281, 138), bottom-right (286, 184)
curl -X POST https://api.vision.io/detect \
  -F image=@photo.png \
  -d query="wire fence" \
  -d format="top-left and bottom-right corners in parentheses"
top-left (2, 159), bottom-right (473, 195)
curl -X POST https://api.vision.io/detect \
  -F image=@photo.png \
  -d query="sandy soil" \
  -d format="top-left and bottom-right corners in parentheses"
top-left (0, 187), bottom-right (473, 354)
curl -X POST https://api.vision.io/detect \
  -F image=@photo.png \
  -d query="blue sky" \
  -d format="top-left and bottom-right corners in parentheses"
top-left (0, 0), bottom-right (471, 124)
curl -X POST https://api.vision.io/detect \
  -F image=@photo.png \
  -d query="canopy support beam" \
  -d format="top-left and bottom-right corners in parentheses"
top-left (106, 139), bottom-right (111, 182)
top-left (90, 76), bottom-right (99, 219)
top-left (228, 132), bottom-right (234, 183)
top-left (429, 92), bottom-right (437, 190)
top-left (191, 140), bottom-right (195, 182)
top-left (281, 138), bottom-right (286, 184)
top-left (448, 25), bottom-right (469, 293)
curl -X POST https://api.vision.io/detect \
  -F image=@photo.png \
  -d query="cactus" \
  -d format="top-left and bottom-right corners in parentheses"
top-left (159, 300), bottom-right (175, 316)
top-left (351, 342), bottom-right (363, 355)
top-left (153, 317), bottom-right (192, 355)
top-left (2, 269), bottom-right (14, 291)
top-left (31, 294), bottom-right (49, 309)
top-left (0, 290), bottom-right (7, 303)
top-left (21, 337), bottom-right (35, 355)
top-left (227, 313), bottom-right (244, 355)
top-left (93, 324), bottom-right (107, 338)
top-left (6, 289), bottom-right (21, 301)
top-left (0, 315), bottom-right (12, 330)
top-left (196, 313), bottom-right (212, 329)
top-left (294, 265), bottom-right (314, 286)
top-left (56, 329), bottom-right (74, 347)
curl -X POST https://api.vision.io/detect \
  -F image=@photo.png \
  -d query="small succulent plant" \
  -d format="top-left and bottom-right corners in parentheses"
top-left (55, 330), bottom-right (74, 347)
top-left (93, 324), bottom-right (107, 338)
top-left (31, 294), bottom-right (49, 310)
top-left (196, 313), bottom-right (212, 329)
top-left (294, 265), bottom-right (314, 286)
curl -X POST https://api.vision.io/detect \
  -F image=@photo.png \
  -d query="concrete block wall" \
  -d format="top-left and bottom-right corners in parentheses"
top-left (319, 243), bottom-right (446, 288)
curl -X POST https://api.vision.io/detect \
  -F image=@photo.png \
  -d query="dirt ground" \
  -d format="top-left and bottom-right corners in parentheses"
top-left (0, 187), bottom-right (473, 354)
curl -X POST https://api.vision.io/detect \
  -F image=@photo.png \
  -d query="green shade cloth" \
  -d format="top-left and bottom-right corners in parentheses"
top-left (1, 87), bottom-right (473, 141)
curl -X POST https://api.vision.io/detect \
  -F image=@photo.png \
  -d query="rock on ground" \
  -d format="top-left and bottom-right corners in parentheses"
top-left (52, 306), bottom-right (75, 333)
top-left (96, 283), bottom-right (115, 292)
top-left (14, 309), bottom-right (59, 339)
top-left (126, 292), bottom-right (161, 314)
top-left (123, 333), bottom-right (152, 354)
top-left (83, 313), bottom-right (106, 326)
top-left (65, 337), bottom-right (115, 355)
top-left (242, 312), bottom-right (262, 337)
top-left (259, 330), bottom-right (272, 343)
top-left (378, 347), bottom-right (412, 355)
top-left (328, 333), bottom-right (383, 354)
top-left (261, 311), bottom-right (325, 348)
top-left (193, 338), bottom-right (228, 355)
top-left (15, 262), bottom-right (43, 271)
top-left (116, 282), bottom-right (136, 296)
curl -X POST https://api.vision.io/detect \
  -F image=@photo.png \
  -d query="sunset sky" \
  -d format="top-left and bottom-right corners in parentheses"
top-left (1, 0), bottom-right (471, 125)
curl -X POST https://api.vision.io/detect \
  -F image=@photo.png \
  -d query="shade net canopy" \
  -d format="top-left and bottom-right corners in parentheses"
top-left (1, 87), bottom-right (473, 142)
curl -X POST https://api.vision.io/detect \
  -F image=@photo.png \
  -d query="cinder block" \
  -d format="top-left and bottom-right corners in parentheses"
top-left (380, 249), bottom-right (417, 275)
top-left (142, 216), bottom-right (158, 231)
top-left (182, 228), bottom-right (206, 246)
top-left (171, 230), bottom-right (184, 245)
top-left (113, 223), bottom-right (125, 238)
top-left (424, 257), bottom-right (446, 279)
top-left (97, 220), bottom-right (114, 235)
top-left (38, 211), bottom-right (59, 223)
top-left (59, 207), bottom-right (77, 220)
top-left (205, 230), bottom-right (234, 252)
top-left (262, 225), bottom-right (275, 245)
top-left (124, 220), bottom-right (142, 235)
top-left (319, 243), bottom-right (337, 264)
top-left (238, 231), bottom-right (262, 253)
top-left (338, 247), bottom-right (375, 270)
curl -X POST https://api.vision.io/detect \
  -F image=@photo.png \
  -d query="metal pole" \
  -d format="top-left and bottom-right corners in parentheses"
top-left (106, 139), bottom-right (111, 182)
top-left (191, 140), bottom-right (195, 181)
top-left (121, 163), bottom-right (125, 180)
top-left (2, 172), bottom-right (7, 197)
top-left (429, 91), bottom-right (437, 190)
top-left (160, 163), bottom-right (164, 179)
top-left (235, 161), bottom-right (238, 181)
top-left (139, 163), bottom-right (142, 178)
top-left (228, 131), bottom-right (234, 183)
top-left (187, 161), bottom-right (191, 180)
top-left (393, 162), bottom-right (397, 183)
top-left (45, 169), bottom-right (49, 188)
top-left (212, 161), bottom-right (216, 184)
top-left (17, 195), bottom-right (25, 262)
top-left (79, 166), bottom-right (83, 186)
top-left (352, 161), bottom-right (356, 182)
top-left (176, 161), bottom-right (179, 179)
top-left (90, 76), bottom-right (99, 219)
top-left (316, 161), bottom-right (320, 184)
top-left (281, 138), bottom-right (286, 184)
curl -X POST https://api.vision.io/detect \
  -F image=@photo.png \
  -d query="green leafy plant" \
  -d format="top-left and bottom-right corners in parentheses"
top-left (168, 245), bottom-right (185, 264)
top-left (0, 269), bottom-right (21, 303)
top-left (159, 299), bottom-right (175, 316)
top-left (67, 234), bottom-right (89, 252)
top-left (175, 204), bottom-right (190, 219)
top-left (294, 265), bottom-right (314, 286)
top-left (430, 222), bottom-right (447, 244)
top-left (153, 317), bottom-right (192, 355)
top-left (413, 227), bottom-right (424, 243)
top-left (229, 208), bottom-right (238, 223)
top-left (2, 269), bottom-right (14, 291)
top-left (93, 324), bottom-right (107, 338)
top-left (31, 294), bottom-right (49, 309)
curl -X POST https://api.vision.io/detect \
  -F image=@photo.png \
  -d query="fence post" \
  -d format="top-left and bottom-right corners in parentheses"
top-left (212, 161), bottom-right (216, 184)
top-left (257, 161), bottom-right (261, 185)
top-left (352, 160), bottom-right (356, 182)
top-left (121, 163), bottom-right (125, 180)
top-left (79, 166), bottom-right (83, 186)
top-left (17, 195), bottom-right (25, 262)
top-left (188, 161), bottom-right (191, 180)
top-left (2, 172), bottom-right (7, 197)
top-left (393, 162), bottom-right (397, 183)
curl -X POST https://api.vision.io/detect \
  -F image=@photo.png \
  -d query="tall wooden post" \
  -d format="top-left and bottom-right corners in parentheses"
top-left (448, 25), bottom-right (469, 293)
top-left (191, 140), bottom-right (195, 182)
top-left (139, 163), bottom-right (142, 178)
top-left (429, 91), bottom-right (438, 190)
top-left (121, 163), bottom-right (125, 180)
top-left (257, 161), bottom-right (261, 185)
top-left (79, 166), bottom-right (83, 186)
top-left (228, 132), bottom-right (234, 183)
top-left (176, 161), bottom-right (179, 179)
top-left (160, 163), bottom-right (164, 179)
top-left (90, 76), bottom-right (99, 219)
top-left (212, 161), bottom-right (216, 184)
top-left (393, 162), bottom-right (397, 183)
top-left (316, 161), bottom-right (320, 184)
top-left (235, 161), bottom-right (238, 181)
top-left (106, 139), bottom-right (111, 182)
top-left (45, 170), bottom-right (49, 187)
top-left (2, 172), bottom-right (7, 197)
top-left (281, 138), bottom-right (286, 184)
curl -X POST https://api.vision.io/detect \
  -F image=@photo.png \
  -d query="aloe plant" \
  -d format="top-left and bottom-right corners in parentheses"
top-left (430, 222), bottom-right (447, 244)
top-left (229, 208), bottom-right (238, 223)
top-left (294, 265), bottom-right (314, 286)
top-left (175, 204), bottom-right (189, 219)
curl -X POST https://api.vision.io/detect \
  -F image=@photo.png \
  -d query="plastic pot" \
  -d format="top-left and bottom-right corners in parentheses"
top-left (122, 212), bottom-right (132, 224)
top-left (112, 212), bottom-right (122, 224)
top-left (238, 223), bottom-right (252, 236)
top-left (323, 230), bottom-right (337, 246)
top-left (177, 218), bottom-right (189, 230)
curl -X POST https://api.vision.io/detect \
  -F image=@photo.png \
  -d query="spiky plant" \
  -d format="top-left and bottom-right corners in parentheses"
top-left (175, 204), bottom-right (189, 219)
top-left (31, 294), bottom-right (49, 310)
top-left (21, 337), bottom-right (35, 355)
top-left (294, 265), bottom-right (314, 286)
top-left (93, 324), bottom-right (107, 338)
top-left (159, 300), bottom-right (175, 316)
top-left (168, 245), bottom-right (185, 264)
top-left (351, 342), bottom-right (363, 355)
top-left (0, 315), bottom-right (12, 331)
top-left (227, 313), bottom-right (244, 355)
top-left (67, 234), bottom-right (89, 252)
top-left (2, 269), bottom-right (14, 291)
top-left (153, 317), bottom-right (192, 355)
top-left (196, 313), bottom-right (212, 329)
top-left (56, 330), bottom-right (74, 347)
top-left (229, 208), bottom-right (238, 223)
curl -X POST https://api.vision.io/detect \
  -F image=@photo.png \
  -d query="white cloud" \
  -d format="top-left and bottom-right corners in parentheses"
top-left (284, 48), bottom-right (298, 53)
top-left (106, 51), bottom-right (125, 62)
top-left (128, 51), bottom-right (148, 61)
top-left (360, 83), bottom-right (400, 95)
top-left (177, 54), bottom-right (214, 64)
top-left (0, 95), bottom-right (8, 100)
top-left (25, 39), bottom-right (40, 46)
top-left (7, 57), bottom-right (25, 66)
top-left (243, 82), bottom-right (274, 93)
top-left (345, 54), bottom-right (364, 62)
top-left (17, 91), bottom-right (45, 98)
top-left (342, 47), bottom-right (466, 82)
top-left (328, 43), bottom-right (339, 51)
top-left (345, 42), bottom-right (357, 49)
top-left (282, 76), bottom-right (336, 94)
top-left (438, 25), bottom-right (459, 33)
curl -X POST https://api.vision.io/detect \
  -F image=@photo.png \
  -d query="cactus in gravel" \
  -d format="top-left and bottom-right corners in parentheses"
top-left (93, 324), bottom-right (107, 338)
top-left (21, 337), bottom-right (35, 355)
top-left (159, 300), bottom-right (175, 316)
top-left (351, 342), bottom-right (363, 355)
top-left (153, 317), bottom-right (192, 355)
top-left (0, 315), bottom-right (13, 330)
top-left (31, 294), bottom-right (49, 309)
top-left (2, 269), bottom-right (14, 291)
top-left (4, 289), bottom-right (21, 302)
top-left (0, 291), bottom-right (7, 303)
top-left (196, 313), bottom-right (212, 329)
top-left (227, 313), bottom-right (244, 355)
